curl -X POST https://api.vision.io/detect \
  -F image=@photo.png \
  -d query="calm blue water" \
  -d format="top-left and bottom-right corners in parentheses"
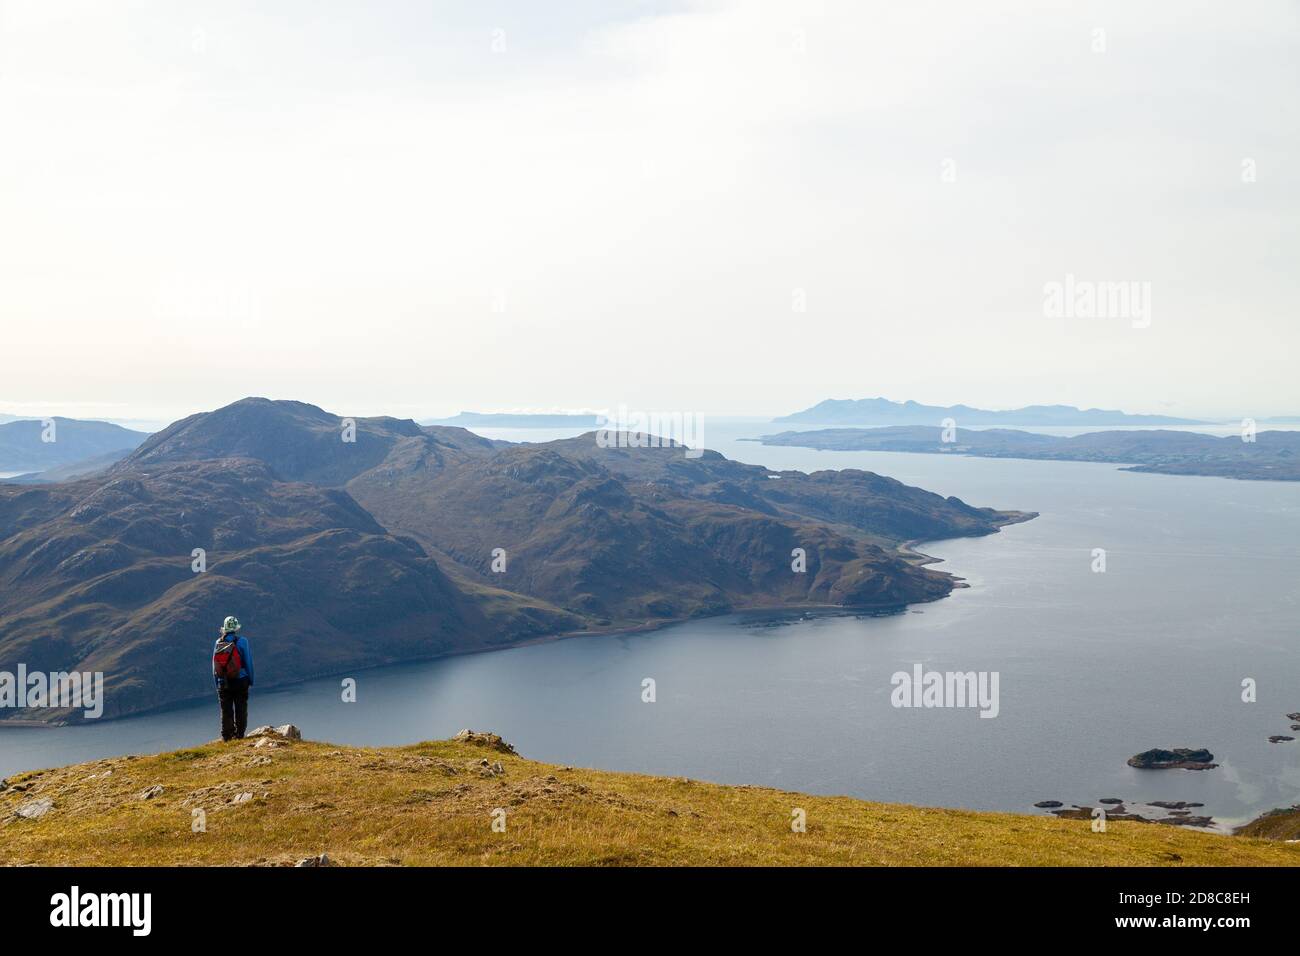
top-left (3, 420), bottom-right (1297, 828)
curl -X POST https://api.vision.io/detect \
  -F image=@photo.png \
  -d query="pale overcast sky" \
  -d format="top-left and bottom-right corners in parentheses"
top-left (1, 0), bottom-right (1296, 423)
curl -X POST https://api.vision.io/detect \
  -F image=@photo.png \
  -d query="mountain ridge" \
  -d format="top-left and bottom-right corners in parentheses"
top-left (421, 411), bottom-right (604, 428)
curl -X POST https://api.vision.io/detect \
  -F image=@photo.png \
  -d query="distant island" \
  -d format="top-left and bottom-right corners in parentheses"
top-left (421, 411), bottom-right (604, 428)
top-left (775, 398), bottom-right (1207, 427)
top-left (752, 426), bottom-right (1300, 481)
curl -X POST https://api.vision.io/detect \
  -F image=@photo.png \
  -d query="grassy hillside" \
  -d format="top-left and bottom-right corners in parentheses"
top-left (3, 729), bottom-right (1297, 866)
top-left (1236, 807), bottom-right (1300, 841)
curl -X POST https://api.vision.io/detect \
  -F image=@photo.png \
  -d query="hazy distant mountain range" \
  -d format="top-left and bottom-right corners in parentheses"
top-left (0, 418), bottom-right (149, 474)
top-left (0, 398), bottom-right (1031, 723)
top-left (409, 402), bottom-right (1294, 430)
top-left (422, 411), bottom-right (604, 428)
top-left (775, 398), bottom-right (1206, 427)
top-left (755, 426), bottom-right (1300, 480)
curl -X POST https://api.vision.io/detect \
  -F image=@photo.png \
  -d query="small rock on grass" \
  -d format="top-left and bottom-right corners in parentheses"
top-left (295, 853), bottom-right (330, 867)
top-left (247, 724), bottom-right (301, 741)
top-left (137, 785), bottom-right (164, 801)
top-left (15, 798), bottom-right (54, 819)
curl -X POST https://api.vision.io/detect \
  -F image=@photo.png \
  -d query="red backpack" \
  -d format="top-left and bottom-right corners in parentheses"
top-left (213, 636), bottom-right (243, 681)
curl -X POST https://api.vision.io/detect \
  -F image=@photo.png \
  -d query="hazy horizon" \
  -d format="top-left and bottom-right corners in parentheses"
top-left (2, 392), bottom-right (1294, 433)
top-left (3, 0), bottom-right (1296, 423)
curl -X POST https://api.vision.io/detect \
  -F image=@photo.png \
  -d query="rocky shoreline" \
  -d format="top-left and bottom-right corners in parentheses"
top-left (1033, 797), bottom-right (1215, 829)
top-left (1035, 722), bottom-right (1300, 835)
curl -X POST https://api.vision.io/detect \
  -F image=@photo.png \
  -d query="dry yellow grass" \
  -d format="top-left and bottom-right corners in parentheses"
top-left (2, 732), bottom-right (1297, 866)
top-left (1236, 807), bottom-right (1300, 841)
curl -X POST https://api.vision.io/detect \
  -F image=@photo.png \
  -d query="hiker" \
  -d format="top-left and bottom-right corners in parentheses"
top-left (212, 616), bottom-right (254, 741)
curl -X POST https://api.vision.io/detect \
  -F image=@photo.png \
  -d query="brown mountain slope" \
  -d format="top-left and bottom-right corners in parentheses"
top-left (350, 443), bottom-right (957, 621)
top-left (544, 434), bottom-right (1027, 544)
top-left (0, 458), bottom-right (572, 722)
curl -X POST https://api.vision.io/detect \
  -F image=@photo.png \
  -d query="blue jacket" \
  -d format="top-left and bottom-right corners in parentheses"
top-left (213, 633), bottom-right (254, 687)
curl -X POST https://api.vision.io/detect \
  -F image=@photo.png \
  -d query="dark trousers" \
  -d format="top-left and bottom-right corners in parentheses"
top-left (218, 679), bottom-right (250, 741)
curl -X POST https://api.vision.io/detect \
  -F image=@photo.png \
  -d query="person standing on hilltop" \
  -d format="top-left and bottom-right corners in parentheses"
top-left (212, 616), bottom-right (255, 741)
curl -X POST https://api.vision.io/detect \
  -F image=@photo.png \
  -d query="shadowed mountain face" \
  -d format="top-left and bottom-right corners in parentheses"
top-left (0, 398), bottom-right (1030, 723)
top-left (0, 458), bottom-right (555, 722)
